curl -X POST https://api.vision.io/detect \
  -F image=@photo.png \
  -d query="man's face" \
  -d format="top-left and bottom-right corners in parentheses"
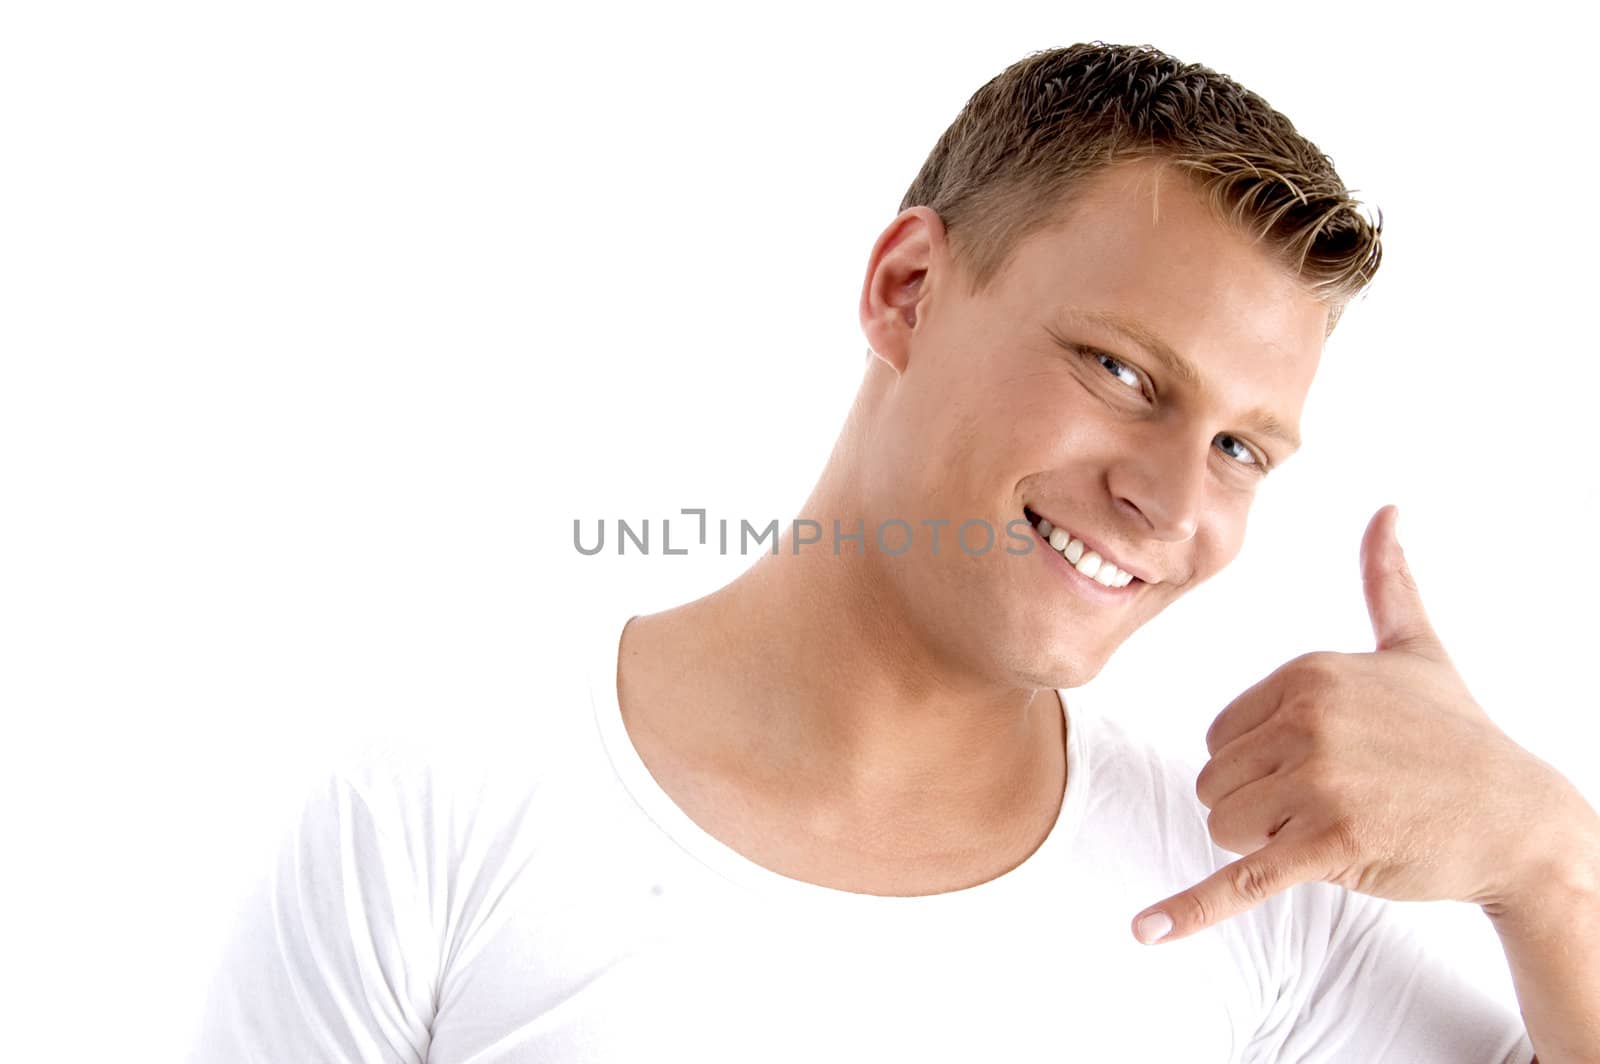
top-left (856, 157), bottom-right (1328, 688)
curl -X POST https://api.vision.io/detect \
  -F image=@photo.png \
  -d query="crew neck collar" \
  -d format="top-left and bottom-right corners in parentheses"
top-left (585, 609), bottom-right (1091, 915)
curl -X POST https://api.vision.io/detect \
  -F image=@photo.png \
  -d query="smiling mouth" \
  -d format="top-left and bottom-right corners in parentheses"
top-left (1022, 506), bottom-right (1147, 589)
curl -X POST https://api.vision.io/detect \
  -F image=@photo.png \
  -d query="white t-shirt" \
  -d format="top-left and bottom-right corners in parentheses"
top-left (192, 609), bottom-right (1535, 1063)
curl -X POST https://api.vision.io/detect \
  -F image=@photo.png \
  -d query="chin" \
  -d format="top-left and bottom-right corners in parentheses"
top-left (1015, 642), bottom-right (1108, 691)
top-left (1050, 657), bottom-right (1106, 690)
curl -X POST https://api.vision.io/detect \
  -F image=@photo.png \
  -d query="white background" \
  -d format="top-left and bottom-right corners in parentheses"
top-left (3, 2), bottom-right (1595, 1059)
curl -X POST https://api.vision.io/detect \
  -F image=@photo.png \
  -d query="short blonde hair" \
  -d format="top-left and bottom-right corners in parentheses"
top-left (899, 42), bottom-right (1383, 334)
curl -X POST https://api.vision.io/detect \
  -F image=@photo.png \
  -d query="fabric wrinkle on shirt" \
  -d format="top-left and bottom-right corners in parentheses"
top-left (191, 607), bottom-right (1536, 1064)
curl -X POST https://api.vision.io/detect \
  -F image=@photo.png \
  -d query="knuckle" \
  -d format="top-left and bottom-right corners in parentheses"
top-left (1326, 816), bottom-right (1364, 863)
top-left (1228, 858), bottom-right (1277, 905)
top-left (1206, 806), bottom-right (1257, 856)
top-left (1286, 694), bottom-right (1332, 738)
top-left (1187, 887), bottom-right (1221, 929)
top-left (1293, 761), bottom-right (1350, 818)
top-left (1204, 714), bottom-right (1234, 756)
top-left (1205, 806), bottom-right (1232, 847)
top-left (1292, 652), bottom-right (1343, 690)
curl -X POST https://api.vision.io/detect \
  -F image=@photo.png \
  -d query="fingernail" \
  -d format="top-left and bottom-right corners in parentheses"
top-left (1136, 911), bottom-right (1173, 944)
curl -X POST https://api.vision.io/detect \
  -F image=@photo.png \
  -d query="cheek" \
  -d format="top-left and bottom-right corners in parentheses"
top-left (1006, 385), bottom-right (1116, 476)
top-left (864, 391), bottom-right (988, 519)
top-left (1201, 513), bottom-right (1250, 575)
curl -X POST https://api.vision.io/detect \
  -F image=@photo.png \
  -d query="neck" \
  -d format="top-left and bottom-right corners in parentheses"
top-left (624, 461), bottom-right (1067, 853)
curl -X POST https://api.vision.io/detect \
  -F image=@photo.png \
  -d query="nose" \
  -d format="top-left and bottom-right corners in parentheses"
top-left (1106, 422), bottom-right (1205, 542)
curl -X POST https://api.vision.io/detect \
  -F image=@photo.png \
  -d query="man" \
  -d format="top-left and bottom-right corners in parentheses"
top-left (196, 42), bottom-right (1598, 1062)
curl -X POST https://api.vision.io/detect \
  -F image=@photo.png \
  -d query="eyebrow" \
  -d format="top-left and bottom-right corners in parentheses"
top-left (1059, 307), bottom-right (1303, 454)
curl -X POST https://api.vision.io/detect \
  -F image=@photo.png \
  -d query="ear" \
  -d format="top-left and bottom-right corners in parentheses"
top-left (859, 206), bottom-right (944, 375)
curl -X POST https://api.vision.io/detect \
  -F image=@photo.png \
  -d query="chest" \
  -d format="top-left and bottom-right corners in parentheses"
top-left (423, 859), bottom-right (1253, 1063)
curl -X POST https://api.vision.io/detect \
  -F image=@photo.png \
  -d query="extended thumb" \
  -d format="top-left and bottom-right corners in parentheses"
top-left (1360, 504), bottom-right (1441, 656)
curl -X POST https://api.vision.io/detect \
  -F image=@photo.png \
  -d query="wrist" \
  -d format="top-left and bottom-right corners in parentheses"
top-left (1482, 787), bottom-right (1600, 936)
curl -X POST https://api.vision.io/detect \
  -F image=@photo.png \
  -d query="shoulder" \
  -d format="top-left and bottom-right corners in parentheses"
top-left (313, 603), bottom-right (621, 838)
top-left (304, 709), bottom-right (587, 868)
top-left (192, 624), bottom-right (615, 1061)
top-left (277, 624), bottom-right (609, 907)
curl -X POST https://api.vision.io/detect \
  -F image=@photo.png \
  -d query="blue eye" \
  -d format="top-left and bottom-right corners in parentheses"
top-left (1093, 351), bottom-right (1142, 391)
top-left (1215, 433), bottom-right (1258, 466)
top-left (1056, 333), bottom-right (1273, 473)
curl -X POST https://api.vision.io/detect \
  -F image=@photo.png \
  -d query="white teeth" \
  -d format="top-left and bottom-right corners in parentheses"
top-left (1030, 511), bottom-right (1143, 589)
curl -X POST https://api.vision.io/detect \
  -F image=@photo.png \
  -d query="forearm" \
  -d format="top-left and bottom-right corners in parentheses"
top-left (1484, 799), bottom-right (1600, 1064)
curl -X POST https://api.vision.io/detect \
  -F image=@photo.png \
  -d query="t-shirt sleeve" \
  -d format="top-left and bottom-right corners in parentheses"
top-left (188, 754), bottom-right (441, 1063)
top-left (1244, 880), bottom-right (1535, 1063)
